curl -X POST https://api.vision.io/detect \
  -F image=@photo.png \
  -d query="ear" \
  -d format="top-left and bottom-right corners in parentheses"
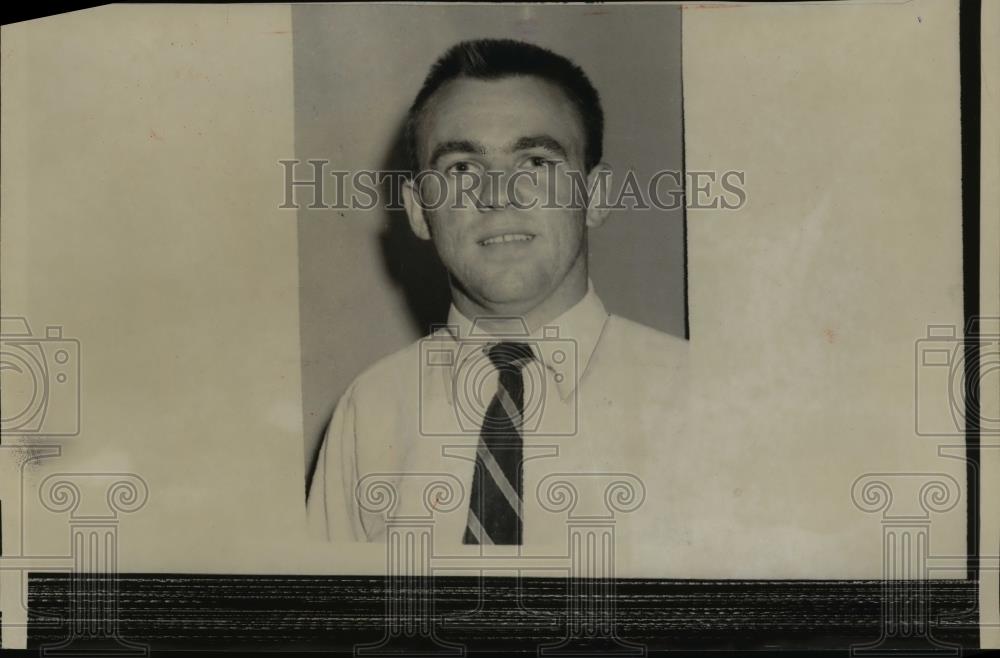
top-left (584, 162), bottom-right (612, 229)
top-left (402, 178), bottom-right (432, 241)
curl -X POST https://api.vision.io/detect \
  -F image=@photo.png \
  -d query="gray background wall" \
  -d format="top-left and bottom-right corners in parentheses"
top-left (292, 4), bottom-right (685, 478)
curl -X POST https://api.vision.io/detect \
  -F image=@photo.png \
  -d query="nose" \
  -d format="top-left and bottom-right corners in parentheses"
top-left (477, 169), bottom-right (511, 211)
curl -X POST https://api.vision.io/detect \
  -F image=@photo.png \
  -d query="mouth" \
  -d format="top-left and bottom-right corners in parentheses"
top-left (477, 233), bottom-right (536, 246)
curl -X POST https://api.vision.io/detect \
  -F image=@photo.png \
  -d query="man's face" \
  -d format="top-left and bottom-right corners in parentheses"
top-left (405, 76), bottom-right (605, 315)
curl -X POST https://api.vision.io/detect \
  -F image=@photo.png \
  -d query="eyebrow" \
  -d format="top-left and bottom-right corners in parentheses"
top-left (429, 140), bottom-right (487, 168)
top-left (428, 134), bottom-right (568, 167)
top-left (509, 135), bottom-right (568, 158)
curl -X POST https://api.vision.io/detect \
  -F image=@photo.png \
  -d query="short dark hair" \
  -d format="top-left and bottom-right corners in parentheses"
top-left (405, 39), bottom-right (604, 174)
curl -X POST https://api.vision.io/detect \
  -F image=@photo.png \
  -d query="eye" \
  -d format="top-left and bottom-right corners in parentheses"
top-left (525, 156), bottom-right (557, 168)
top-left (445, 160), bottom-right (478, 174)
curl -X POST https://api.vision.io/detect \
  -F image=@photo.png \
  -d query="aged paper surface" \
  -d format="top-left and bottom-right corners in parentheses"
top-left (1, 0), bottom-right (997, 650)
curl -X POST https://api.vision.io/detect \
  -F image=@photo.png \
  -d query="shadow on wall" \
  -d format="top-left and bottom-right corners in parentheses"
top-left (306, 121), bottom-right (451, 497)
top-left (378, 120), bottom-right (452, 337)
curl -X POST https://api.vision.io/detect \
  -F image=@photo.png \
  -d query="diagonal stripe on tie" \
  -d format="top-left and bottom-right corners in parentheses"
top-left (464, 509), bottom-right (494, 545)
top-left (496, 385), bottom-right (523, 430)
top-left (476, 444), bottom-right (523, 515)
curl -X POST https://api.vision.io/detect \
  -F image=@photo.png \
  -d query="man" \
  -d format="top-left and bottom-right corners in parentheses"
top-left (308, 39), bottom-right (690, 551)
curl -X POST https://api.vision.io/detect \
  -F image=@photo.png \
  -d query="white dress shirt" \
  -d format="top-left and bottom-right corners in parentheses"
top-left (307, 282), bottom-right (692, 553)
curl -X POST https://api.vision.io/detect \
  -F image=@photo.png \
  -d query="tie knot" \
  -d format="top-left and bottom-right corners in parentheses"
top-left (487, 342), bottom-right (534, 370)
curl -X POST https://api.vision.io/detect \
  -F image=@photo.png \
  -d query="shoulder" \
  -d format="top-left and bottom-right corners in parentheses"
top-left (321, 336), bottom-right (431, 488)
top-left (343, 336), bottom-right (427, 406)
top-left (598, 314), bottom-right (690, 371)
top-left (338, 325), bottom-right (460, 411)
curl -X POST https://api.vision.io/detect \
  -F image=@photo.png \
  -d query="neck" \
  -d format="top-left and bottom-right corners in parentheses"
top-left (451, 256), bottom-right (589, 334)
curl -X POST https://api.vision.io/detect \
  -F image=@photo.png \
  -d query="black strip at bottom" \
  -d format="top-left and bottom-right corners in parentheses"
top-left (26, 574), bottom-right (978, 653)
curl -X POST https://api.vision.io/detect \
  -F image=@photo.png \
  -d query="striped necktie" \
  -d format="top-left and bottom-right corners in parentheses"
top-left (463, 341), bottom-right (535, 545)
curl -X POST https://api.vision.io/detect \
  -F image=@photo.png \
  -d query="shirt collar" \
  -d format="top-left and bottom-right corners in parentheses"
top-left (433, 281), bottom-right (610, 402)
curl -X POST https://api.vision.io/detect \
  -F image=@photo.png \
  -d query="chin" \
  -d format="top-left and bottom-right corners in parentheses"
top-left (475, 273), bottom-right (549, 310)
